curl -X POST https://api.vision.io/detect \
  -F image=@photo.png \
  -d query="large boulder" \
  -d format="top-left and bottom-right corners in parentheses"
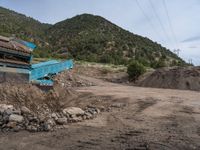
top-left (21, 106), bottom-right (31, 114)
top-left (56, 118), bottom-right (68, 125)
top-left (0, 104), bottom-right (14, 114)
top-left (9, 114), bottom-right (24, 123)
top-left (63, 107), bottom-right (85, 116)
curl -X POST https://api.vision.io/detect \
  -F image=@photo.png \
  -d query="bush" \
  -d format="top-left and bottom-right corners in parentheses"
top-left (127, 61), bottom-right (146, 81)
top-left (101, 68), bottom-right (110, 74)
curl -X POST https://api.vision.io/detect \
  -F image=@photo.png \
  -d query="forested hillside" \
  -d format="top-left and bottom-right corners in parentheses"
top-left (0, 7), bottom-right (187, 67)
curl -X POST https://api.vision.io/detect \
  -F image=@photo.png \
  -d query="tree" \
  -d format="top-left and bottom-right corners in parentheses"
top-left (127, 61), bottom-right (146, 81)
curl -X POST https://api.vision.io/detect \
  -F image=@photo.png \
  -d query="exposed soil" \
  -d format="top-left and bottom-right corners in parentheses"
top-left (0, 83), bottom-right (78, 116)
top-left (0, 75), bottom-right (200, 150)
top-left (137, 66), bottom-right (200, 91)
top-left (74, 64), bottom-right (129, 84)
top-left (0, 70), bottom-right (95, 116)
top-left (54, 70), bottom-right (95, 87)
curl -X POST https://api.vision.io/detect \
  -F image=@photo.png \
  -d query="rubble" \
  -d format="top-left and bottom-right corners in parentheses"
top-left (21, 106), bottom-right (31, 114)
top-left (9, 114), bottom-right (24, 123)
top-left (0, 103), bottom-right (100, 132)
top-left (54, 70), bottom-right (95, 87)
top-left (0, 69), bottom-right (103, 132)
top-left (63, 107), bottom-right (85, 116)
top-left (56, 118), bottom-right (68, 125)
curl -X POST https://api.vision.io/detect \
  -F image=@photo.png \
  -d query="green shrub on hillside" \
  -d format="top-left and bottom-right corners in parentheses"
top-left (127, 61), bottom-right (146, 81)
top-left (0, 7), bottom-right (187, 67)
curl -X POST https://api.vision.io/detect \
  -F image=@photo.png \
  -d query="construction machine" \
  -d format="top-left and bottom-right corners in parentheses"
top-left (0, 35), bottom-right (73, 86)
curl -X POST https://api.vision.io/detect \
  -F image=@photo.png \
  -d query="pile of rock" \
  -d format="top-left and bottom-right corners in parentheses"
top-left (137, 66), bottom-right (200, 91)
top-left (0, 104), bottom-right (100, 132)
top-left (54, 71), bottom-right (95, 88)
top-left (55, 107), bottom-right (100, 125)
top-left (0, 104), bottom-right (52, 132)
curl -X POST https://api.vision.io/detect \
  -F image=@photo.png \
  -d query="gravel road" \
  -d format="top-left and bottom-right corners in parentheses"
top-left (0, 77), bottom-right (200, 150)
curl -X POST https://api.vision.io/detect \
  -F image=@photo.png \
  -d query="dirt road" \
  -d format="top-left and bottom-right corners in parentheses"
top-left (0, 77), bottom-right (200, 150)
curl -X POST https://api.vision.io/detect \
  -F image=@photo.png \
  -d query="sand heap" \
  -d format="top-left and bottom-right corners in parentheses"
top-left (137, 66), bottom-right (200, 91)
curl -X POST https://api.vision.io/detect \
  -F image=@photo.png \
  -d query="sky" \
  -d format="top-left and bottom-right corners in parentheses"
top-left (0, 0), bottom-right (200, 65)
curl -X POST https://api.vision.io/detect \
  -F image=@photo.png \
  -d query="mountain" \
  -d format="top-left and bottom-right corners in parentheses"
top-left (46, 14), bottom-right (185, 67)
top-left (0, 7), bottom-right (51, 47)
top-left (0, 7), bottom-right (187, 67)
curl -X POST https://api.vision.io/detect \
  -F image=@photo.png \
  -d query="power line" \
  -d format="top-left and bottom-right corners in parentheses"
top-left (173, 49), bottom-right (180, 56)
top-left (148, 0), bottom-right (172, 43)
top-left (188, 58), bottom-right (193, 65)
top-left (162, 0), bottom-right (179, 49)
top-left (135, 0), bottom-right (163, 41)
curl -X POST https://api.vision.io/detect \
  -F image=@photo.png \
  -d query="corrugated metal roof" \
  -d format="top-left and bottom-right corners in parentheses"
top-left (0, 38), bottom-right (31, 54)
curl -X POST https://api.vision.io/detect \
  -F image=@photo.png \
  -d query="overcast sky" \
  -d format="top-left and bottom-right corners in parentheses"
top-left (0, 0), bottom-right (199, 65)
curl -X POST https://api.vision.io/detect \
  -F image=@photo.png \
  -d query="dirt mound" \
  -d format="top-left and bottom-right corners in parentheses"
top-left (0, 82), bottom-right (100, 132)
top-left (137, 66), bottom-right (200, 91)
top-left (0, 83), bottom-right (77, 116)
top-left (54, 70), bottom-right (95, 87)
top-left (0, 69), bottom-right (94, 112)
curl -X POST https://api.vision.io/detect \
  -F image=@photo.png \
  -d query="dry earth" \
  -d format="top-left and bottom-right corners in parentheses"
top-left (137, 66), bottom-right (200, 91)
top-left (0, 75), bottom-right (200, 150)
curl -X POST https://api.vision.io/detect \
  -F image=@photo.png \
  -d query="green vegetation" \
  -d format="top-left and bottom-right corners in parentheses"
top-left (0, 7), bottom-right (188, 68)
top-left (127, 61), bottom-right (146, 81)
top-left (0, 7), bottom-right (51, 47)
top-left (47, 14), bottom-right (186, 67)
top-left (75, 60), bottom-right (127, 73)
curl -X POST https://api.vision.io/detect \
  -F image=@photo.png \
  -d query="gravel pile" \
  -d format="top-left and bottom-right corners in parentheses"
top-left (0, 83), bottom-right (100, 132)
top-left (0, 104), bottom-right (100, 132)
top-left (137, 66), bottom-right (200, 91)
top-left (54, 70), bottom-right (95, 87)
